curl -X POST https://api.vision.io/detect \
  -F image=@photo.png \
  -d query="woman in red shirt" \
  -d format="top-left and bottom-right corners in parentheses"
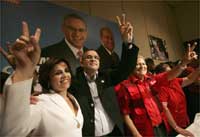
top-left (155, 63), bottom-right (199, 136)
top-left (115, 44), bottom-right (197, 137)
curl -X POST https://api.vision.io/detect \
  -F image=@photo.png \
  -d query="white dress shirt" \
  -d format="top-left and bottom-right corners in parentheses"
top-left (84, 72), bottom-right (114, 136)
top-left (65, 38), bottom-right (83, 59)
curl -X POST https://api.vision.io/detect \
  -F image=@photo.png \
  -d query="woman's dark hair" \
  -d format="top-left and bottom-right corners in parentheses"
top-left (39, 58), bottom-right (72, 93)
top-left (145, 58), bottom-right (155, 73)
top-left (155, 63), bottom-right (171, 74)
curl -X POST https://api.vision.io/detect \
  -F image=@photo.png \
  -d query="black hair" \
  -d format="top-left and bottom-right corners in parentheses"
top-left (63, 13), bottom-right (87, 28)
top-left (155, 63), bottom-right (170, 74)
top-left (39, 58), bottom-right (72, 93)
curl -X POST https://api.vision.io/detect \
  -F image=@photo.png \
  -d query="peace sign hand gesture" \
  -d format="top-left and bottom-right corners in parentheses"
top-left (11, 21), bottom-right (41, 82)
top-left (181, 42), bottom-right (198, 66)
top-left (116, 13), bottom-right (133, 43)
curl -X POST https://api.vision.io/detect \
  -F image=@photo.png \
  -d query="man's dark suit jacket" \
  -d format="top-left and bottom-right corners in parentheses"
top-left (96, 45), bottom-right (120, 71)
top-left (41, 39), bottom-right (88, 75)
top-left (70, 43), bottom-right (139, 136)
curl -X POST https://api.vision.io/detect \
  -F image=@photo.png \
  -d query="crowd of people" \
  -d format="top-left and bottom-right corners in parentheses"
top-left (0, 13), bottom-right (199, 137)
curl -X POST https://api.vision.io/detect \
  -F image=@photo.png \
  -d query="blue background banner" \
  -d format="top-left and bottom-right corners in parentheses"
top-left (1, 1), bottom-right (122, 73)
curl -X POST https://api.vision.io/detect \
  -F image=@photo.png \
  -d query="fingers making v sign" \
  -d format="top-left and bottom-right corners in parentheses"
top-left (11, 21), bottom-right (41, 82)
top-left (181, 42), bottom-right (198, 65)
top-left (116, 13), bottom-right (133, 43)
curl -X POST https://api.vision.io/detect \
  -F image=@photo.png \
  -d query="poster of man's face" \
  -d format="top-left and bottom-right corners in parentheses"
top-left (0, 1), bottom-right (122, 73)
top-left (149, 35), bottom-right (168, 61)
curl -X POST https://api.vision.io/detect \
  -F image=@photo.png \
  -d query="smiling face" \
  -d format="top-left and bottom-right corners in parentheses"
top-left (49, 62), bottom-right (71, 93)
top-left (81, 50), bottom-right (100, 73)
top-left (100, 28), bottom-right (115, 52)
top-left (133, 56), bottom-right (147, 79)
top-left (62, 17), bottom-right (87, 49)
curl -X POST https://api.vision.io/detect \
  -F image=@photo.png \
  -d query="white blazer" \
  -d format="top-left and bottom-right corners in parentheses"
top-left (0, 77), bottom-right (83, 137)
top-left (0, 94), bottom-right (4, 130)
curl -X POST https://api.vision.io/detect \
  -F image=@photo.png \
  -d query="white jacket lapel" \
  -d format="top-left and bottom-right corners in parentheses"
top-left (48, 93), bottom-right (75, 117)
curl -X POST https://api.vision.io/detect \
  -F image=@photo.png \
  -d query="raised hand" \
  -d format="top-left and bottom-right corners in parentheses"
top-left (0, 43), bottom-right (15, 67)
top-left (181, 42), bottom-right (198, 65)
top-left (176, 126), bottom-right (194, 137)
top-left (116, 13), bottom-right (133, 43)
top-left (11, 21), bottom-right (41, 82)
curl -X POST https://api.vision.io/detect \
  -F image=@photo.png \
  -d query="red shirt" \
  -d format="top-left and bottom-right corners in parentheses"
top-left (115, 72), bottom-right (168, 136)
top-left (158, 78), bottom-right (190, 130)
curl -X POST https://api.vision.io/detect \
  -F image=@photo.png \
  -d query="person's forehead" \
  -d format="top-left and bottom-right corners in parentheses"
top-left (137, 57), bottom-right (145, 63)
top-left (54, 62), bottom-right (68, 69)
top-left (85, 50), bottom-right (99, 56)
top-left (102, 29), bottom-right (112, 35)
top-left (66, 18), bottom-right (85, 25)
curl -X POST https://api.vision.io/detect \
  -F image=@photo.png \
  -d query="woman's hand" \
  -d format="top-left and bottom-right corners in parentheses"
top-left (175, 126), bottom-right (194, 137)
top-left (11, 21), bottom-right (41, 82)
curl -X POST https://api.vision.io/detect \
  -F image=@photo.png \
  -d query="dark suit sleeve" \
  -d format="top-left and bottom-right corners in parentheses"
top-left (41, 45), bottom-right (55, 57)
top-left (108, 42), bottom-right (139, 85)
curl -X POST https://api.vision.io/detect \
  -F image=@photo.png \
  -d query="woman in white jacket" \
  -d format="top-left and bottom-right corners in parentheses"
top-left (0, 22), bottom-right (83, 137)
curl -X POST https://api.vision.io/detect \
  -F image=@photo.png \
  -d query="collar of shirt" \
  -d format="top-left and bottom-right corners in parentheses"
top-left (84, 71), bottom-right (98, 82)
top-left (65, 38), bottom-right (83, 58)
top-left (101, 43), bottom-right (113, 55)
top-left (83, 70), bottom-right (114, 136)
top-left (129, 74), bottom-right (152, 84)
top-left (129, 74), bottom-right (158, 87)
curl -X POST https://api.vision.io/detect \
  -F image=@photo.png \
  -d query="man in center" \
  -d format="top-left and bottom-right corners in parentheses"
top-left (70, 14), bottom-right (139, 136)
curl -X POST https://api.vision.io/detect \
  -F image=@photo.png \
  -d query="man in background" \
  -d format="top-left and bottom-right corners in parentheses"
top-left (96, 27), bottom-right (120, 71)
top-left (41, 14), bottom-right (88, 75)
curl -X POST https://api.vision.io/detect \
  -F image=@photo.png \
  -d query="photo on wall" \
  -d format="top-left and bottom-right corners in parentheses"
top-left (148, 35), bottom-right (169, 61)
